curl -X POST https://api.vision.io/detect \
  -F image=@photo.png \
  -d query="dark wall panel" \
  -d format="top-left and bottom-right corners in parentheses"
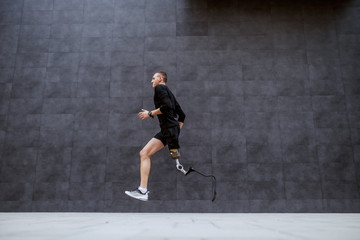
top-left (0, 0), bottom-right (359, 212)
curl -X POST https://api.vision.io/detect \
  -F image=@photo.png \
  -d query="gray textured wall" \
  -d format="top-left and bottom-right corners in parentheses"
top-left (0, 0), bottom-right (359, 212)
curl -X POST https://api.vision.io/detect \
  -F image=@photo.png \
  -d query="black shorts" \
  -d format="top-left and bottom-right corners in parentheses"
top-left (154, 125), bottom-right (180, 149)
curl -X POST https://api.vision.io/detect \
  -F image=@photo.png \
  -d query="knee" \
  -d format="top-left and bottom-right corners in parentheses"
top-left (139, 149), bottom-right (149, 160)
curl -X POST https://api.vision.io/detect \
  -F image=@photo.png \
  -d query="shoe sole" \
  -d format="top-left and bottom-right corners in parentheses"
top-left (124, 191), bottom-right (148, 201)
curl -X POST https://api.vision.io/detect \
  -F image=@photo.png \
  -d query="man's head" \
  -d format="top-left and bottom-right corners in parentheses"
top-left (151, 71), bottom-right (167, 88)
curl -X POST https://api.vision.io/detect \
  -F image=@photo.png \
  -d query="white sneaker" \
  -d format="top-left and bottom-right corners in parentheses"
top-left (125, 189), bottom-right (149, 201)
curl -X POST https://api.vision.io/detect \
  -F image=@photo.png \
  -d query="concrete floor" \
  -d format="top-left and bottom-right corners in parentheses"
top-left (0, 213), bottom-right (359, 240)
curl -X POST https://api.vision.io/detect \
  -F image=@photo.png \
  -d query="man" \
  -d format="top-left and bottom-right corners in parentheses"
top-left (125, 72), bottom-right (186, 201)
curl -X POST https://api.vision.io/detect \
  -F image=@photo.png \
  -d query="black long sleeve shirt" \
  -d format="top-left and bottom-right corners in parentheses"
top-left (154, 84), bottom-right (186, 129)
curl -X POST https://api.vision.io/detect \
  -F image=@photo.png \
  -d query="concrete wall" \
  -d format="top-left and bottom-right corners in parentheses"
top-left (0, 0), bottom-right (359, 212)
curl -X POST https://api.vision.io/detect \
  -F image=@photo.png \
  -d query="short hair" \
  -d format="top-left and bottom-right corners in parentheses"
top-left (156, 71), bottom-right (167, 83)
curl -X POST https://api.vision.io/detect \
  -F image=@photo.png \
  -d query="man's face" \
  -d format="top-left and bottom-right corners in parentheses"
top-left (151, 73), bottom-right (163, 88)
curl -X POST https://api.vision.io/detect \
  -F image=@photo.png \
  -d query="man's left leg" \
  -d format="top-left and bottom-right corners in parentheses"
top-left (139, 138), bottom-right (164, 189)
top-left (125, 138), bottom-right (164, 201)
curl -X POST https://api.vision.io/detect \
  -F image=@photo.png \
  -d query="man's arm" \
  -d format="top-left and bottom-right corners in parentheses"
top-left (174, 99), bottom-right (186, 124)
top-left (138, 108), bottom-right (162, 120)
top-left (138, 109), bottom-right (184, 129)
top-left (155, 85), bottom-right (172, 114)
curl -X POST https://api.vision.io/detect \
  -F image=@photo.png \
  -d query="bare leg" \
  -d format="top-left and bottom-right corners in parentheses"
top-left (139, 138), bottom-right (164, 189)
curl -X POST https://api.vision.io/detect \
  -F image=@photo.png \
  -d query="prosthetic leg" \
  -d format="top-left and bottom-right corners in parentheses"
top-left (170, 149), bottom-right (217, 202)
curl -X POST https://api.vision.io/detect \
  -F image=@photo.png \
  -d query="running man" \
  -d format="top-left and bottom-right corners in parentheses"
top-left (125, 72), bottom-right (186, 201)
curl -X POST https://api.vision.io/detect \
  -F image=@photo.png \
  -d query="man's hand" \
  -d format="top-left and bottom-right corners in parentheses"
top-left (138, 109), bottom-right (150, 120)
top-left (179, 122), bottom-right (183, 129)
